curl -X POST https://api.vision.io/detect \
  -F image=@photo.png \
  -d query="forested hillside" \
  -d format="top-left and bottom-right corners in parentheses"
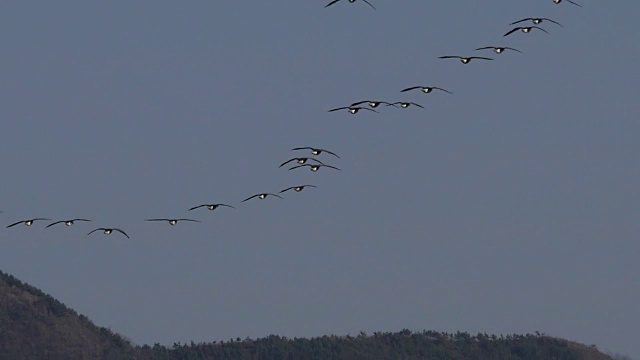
top-left (0, 269), bottom-right (617, 360)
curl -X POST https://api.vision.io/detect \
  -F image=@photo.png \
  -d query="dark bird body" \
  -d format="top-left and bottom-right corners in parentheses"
top-left (400, 86), bottom-right (453, 94)
top-left (145, 219), bottom-right (201, 226)
top-left (189, 204), bottom-right (235, 211)
top-left (325, 0), bottom-right (376, 10)
top-left (289, 164), bottom-right (341, 172)
top-left (7, 218), bottom-right (50, 228)
top-left (328, 106), bottom-right (379, 114)
top-left (504, 26), bottom-right (549, 37)
top-left (439, 56), bottom-right (493, 64)
top-left (279, 185), bottom-right (317, 194)
top-left (87, 228), bottom-right (130, 238)
top-left (242, 193), bottom-right (284, 202)
top-left (475, 46), bottom-right (523, 54)
top-left (291, 147), bottom-right (340, 158)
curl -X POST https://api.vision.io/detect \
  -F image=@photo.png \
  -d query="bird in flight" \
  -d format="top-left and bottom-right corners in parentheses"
top-left (279, 185), bottom-right (318, 194)
top-left (386, 102), bottom-right (425, 109)
top-left (504, 26), bottom-right (549, 37)
top-left (145, 218), bottom-right (201, 226)
top-left (328, 106), bottom-right (379, 114)
top-left (242, 193), bottom-right (284, 202)
top-left (474, 46), bottom-right (523, 54)
top-left (87, 228), bottom-right (130, 238)
top-left (325, 0), bottom-right (376, 10)
top-left (279, 157), bottom-right (325, 168)
top-left (552, 0), bottom-right (582, 6)
top-left (46, 218), bottom-right (92, 228)
top-left (511, 17), bottom-right (563, 27)
top-left (7, 218), bottom-right (51, 228)
top-left (400, 86), bottom-right (453, 95)
top-left (188, 204), bottom-right (235, 211)
top-left (350, 100), bottom-right (396, 108)
top-left (291, 147), bottom-right (340, 159)
top-left (438, 56), bottom-right (493, 64)
top-left (289, 164), bottom-right (341, 172)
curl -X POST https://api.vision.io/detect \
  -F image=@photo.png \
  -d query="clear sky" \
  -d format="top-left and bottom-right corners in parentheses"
top-left (1, 0), bottom-right (639, 357)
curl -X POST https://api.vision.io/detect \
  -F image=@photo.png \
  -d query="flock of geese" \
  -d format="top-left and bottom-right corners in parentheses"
top-left (3, 0), bottom-right (583, 240)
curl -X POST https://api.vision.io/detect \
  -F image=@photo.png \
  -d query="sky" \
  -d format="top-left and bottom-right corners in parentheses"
top-left (1, 0), bottom-right (639, 357)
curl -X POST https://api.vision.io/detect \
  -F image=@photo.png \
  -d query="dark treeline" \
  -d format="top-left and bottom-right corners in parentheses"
top-left (0, 269), bottom-right (615, 360)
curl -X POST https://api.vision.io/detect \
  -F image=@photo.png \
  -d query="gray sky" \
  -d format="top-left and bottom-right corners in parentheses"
top-left (1, 0), bottom-right (639, 357)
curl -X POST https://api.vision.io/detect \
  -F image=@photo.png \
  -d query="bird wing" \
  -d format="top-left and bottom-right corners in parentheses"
top-left (145, 219), bottom-right (167, 222)
top-left (532, 26), bottom-right (550, 34)
top-left (323, 165), bottom-right (342, 171)
top-left (46, 220), bottom-right (65, 228)
top-left (510, 18), bottom-right (531, 25)
top-left (178, 219), bottom-right (201, 222)
top-left (322, 149), bottom-right (340, 158)
top-left (217, 204), bottom-right (236, 209)
top-left (400, 86), bottom-right (421, 92)
top-left (72, 219), bottom-right (92, 222)
top-left (505, 47), bottom-right (523, 53)
top-left (361, 0), bottom-right (376, 10)
top-left (279, 187), bottom-right (294, 193)
top-left (328, 107), bottom-right (349, 112)
top-left (188, 204), bottom-right (206, 211)
top-left (566, 0), bottom-right (583, 7)
top-left (242, 194), bottom-right (260, 202)
top-left (279, 158), bottom-right (297, 167)
top-left (269, 193), bottom-right (284, 199)
top-left (411, 102), bottom-right (425, 109)
top-left (114, 228), bottom-right (130, 238)
top-left (350, 100), bottom-right (368, 106)
top-left (324, 0), bottom-right (341, 8)
top-left (7, 220), bottom-right (24, 228)
top-left (291, 147), bottom-right (312, 151)
top-left (288, 165), bottom-right (307, 171)
top-left (309, 158), bottom-right (327, 165)
top-left (87, 228), bottom-right (103, 236)
top-left (470, 57), bottom-right (493, 60)
top-left (433, 87), bottom-right (453, 94)
top-left (503, 28), bottom-right (521, 37)
top-left (438, 56), bottom-right (461, 59)
top-left (544, 18), bottom-right (564, 26)
top-left (361, 107), bottom-right (379, 113)
top-left (474, 46), bottom-right (493, 51)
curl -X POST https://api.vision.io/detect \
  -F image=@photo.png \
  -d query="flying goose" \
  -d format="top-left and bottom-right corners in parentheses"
top-left (145, 218), bottom-right (201, 225)
top-left (46, 218), bottom-right (92, 228)
top-left (188, 204), bottom-right (236, 211)
top-left (511, 17), bottom-right (563, 27)
top-left (328, 106), bottom-right (379, 114)
top-left (552, 0), bottom-right (582, 6)
top-left (400, 86), bottom-right (453, 94)
top-left (7, 218), bottom-right (51, 228)
top-left (385, 102), bottom-right (425, 109)
top-left (288, 164), bottom-right (341, 172)
top-left (279, 185), bottom-right (318, 194)
top-left (350, 100), bottom-right (396, 108)
top-left (242, 193), bottom-right (284, 202)
top-left (504, 26), bottom-right (549, 37)
top-left (291, 147), bottom-right (340, 158)
top-left (279, 157), bottom-right (325, 168)
top-left (438, 56), bottom-right (493, 64)
top-left (474, 46), bottom-right (523, 54)
top-left (325, 0), bottom-right (376, 10)
top-left (87, 228), bottom-right (130, 238)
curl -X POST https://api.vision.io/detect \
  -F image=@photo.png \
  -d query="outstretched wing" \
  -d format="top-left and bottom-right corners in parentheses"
top-left (6, 220), bottom-right (24, 228)
top-left (324, 0), bottom-right (341, 8)
top-left (46, 220), bottom-right (65, 228)
top-left (361, 0), bottom-right (376, 10)
top-left (321, 149), bottom-right (340, 159)
top-left (279, 158), bottom-right (298, 168)
top-left (114, 228), bottom-right (130, 238)
top-left (242, 194), bottom-right (260, 202)
top-left (503, 27), bottom-right (521, 37)
top-left (505, 47), bottom-right (523, 53)
top-left (532, 26), bottom-right (550, 34)
top-left (510, 18), bottom-right (531, 25)
top-left (544, 18), bottom-right (564, 27)
top-left (188, 204), bottom-right (206, 211)
top-left (328, 106), bottom-right (349, 112)
top-left (400, 86), bottom-right (422, 92)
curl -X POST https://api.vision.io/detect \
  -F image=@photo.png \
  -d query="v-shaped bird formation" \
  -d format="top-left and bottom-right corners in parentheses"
top-left (1, 0), bottom-right (584, 239)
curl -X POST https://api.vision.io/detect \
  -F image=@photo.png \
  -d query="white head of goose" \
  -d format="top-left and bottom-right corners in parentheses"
top-left (350, 100), bottom-right (395, 108)
top-left (188, 203), bottom-right (235, 211)
top-left (7, 218), bottom-right (51, 228)
top-left (279, 185), bottom-right (318, 194)
top-left (279, 157), bottom-right (325, 168)
top-left (474, 46), bottom-right (523, 54)
top-left (511, 17), bottom-right (563, 27)
top-left (438, 55), bottom-right (494, 64)
top-left (242, 193), bottom-right (284, 202)
top-left (291, 147), bottom-right (340, 159)
top-left (288, 164), bottom-right (341, 172)
top-left (400, 86), bottom-right (453, 95)
top-left (386, 102), bottom-right (425, 109)
top-left (46, 218), bottom-right (92, 228)
top-left (145, 218), bottom-right (201, 226)
top-left (87, 228), bottom-right (130, 238)
top-left (503, 26), bottom-right (549, 37)
top-left (328, 106), bottom-right (379, 114)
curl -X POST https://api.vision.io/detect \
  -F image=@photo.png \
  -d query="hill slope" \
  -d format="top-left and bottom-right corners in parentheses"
top-left (0, 269), bottom-right (616, 360)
